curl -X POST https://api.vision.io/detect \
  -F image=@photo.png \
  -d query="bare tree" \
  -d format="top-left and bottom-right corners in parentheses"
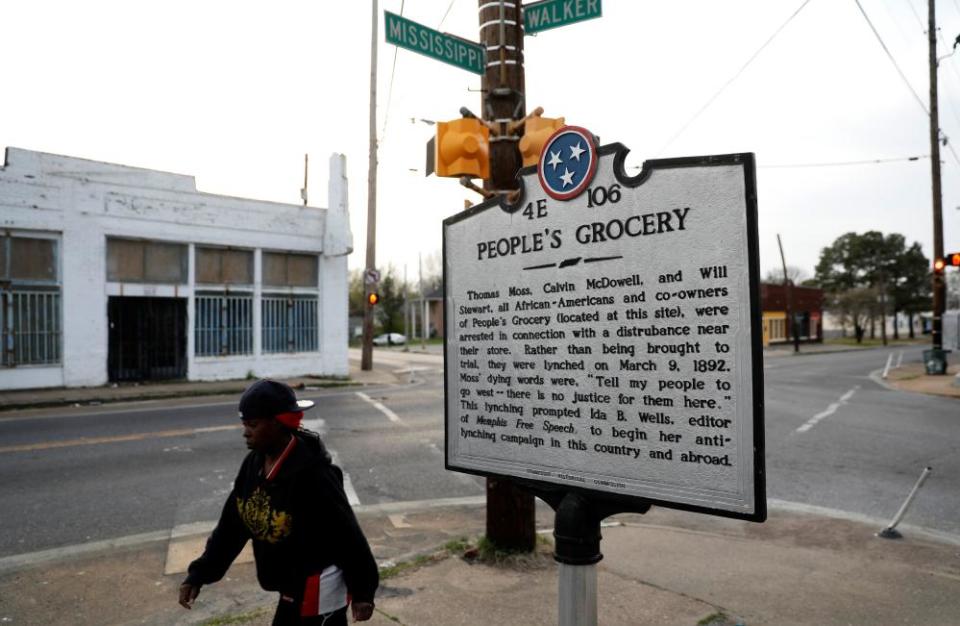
top-left (764, 265), bottom-right (809, 285)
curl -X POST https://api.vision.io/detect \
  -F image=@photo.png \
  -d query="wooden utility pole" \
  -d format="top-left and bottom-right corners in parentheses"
top-left (777, 235), bottom-right (799, 353)
top-left (362, 0), bottom-right (379, 371)
top-left (478, 0), bottom-right (536, 552)
top-left (928, 0), bottom-right (946, 353)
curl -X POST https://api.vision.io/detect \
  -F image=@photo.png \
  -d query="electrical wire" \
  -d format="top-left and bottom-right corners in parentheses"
top-left (655, 0), bottom-right (812, 156)
top-left (380, 0), bottom-right (405, 144)
top-left (759, 155), bottom-right (929, 169)
top-left (438, 0), bottom-right (457, 29)
top-left (855, 0), bottom-right (929, 115)
top-left (904, 0), bottom-right (925, 31)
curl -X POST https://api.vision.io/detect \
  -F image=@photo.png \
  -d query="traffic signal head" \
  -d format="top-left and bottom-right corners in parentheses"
top-left (934, 257), bottom-right (946, 273)
top-left (435, 118), bottom-right (489, 179)
top-left (519, 115), bottom-right (566, 167)
top-left (367, 292), bottom-right (380, 306)
top-left (947, 252), bottom-right (960, 267)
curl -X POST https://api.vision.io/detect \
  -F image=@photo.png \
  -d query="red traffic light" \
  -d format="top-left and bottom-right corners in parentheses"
top-left (947, 252), bottom-right (960, 267)
top-left (367, 292), bottom-right (380, 306)
top-left (934, 258), bottom-right (946, 273)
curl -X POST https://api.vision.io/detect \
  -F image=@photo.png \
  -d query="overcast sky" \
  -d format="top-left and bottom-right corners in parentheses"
top-left (2, 0), bottom-right (959, 282)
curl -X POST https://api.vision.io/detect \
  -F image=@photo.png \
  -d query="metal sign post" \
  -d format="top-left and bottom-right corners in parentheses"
top-left (443, 130), bottom-right (765, 624)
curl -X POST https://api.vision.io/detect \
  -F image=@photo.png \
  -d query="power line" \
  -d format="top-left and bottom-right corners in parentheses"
top-left (855, 0), bottom-right (929, 115)
top-left (655, 0), bottom-right (812, 156)
top-left (437, 0), bottom-right (457, 29)
top-left (760, 155), bottom-right (929, 169)
top-left (904, 0), bottom-right (925, 31)
top-left (380, 0), bottom-right (406, 143)
top-left (945, 135), bottom-right (960, 167)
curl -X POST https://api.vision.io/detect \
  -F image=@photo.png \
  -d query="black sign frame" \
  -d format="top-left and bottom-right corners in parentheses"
top-left (443, 144), bottom-right (765, 523)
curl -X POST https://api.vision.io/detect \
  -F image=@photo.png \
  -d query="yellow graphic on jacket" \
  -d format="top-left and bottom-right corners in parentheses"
top-left (236, 488), bottom-right (293, 543)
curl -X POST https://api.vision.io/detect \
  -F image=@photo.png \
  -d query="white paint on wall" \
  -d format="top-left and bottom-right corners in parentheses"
top-left (0, 147), bottom-right (352, 390)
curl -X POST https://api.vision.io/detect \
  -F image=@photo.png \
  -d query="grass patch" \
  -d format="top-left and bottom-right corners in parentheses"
top-left (379, 551), bottom-right (450, 580)
top-left (823, 337), bottom-right (921, 348)
top-left (199, 606), bottom-right (270, 626)
top-left (378, 534), bottom-right (553, 581)
top-left (468, 534), bottom-right (554, 569)
top-left (697, 611), bottom-right (737, 626)
top-left (443, 536), bottom-right (472, 554)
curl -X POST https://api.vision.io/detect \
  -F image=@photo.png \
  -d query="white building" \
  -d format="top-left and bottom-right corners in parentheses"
top-left (0, 148), bottom-right (352, 390)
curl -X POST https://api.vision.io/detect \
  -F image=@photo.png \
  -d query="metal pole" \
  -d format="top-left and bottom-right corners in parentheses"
top-left (558, 564), bottom-right (597, 626)
top-left (878, 466), bottom-right (933, 539)
top-left (882, 353), bottom-right (893, 379)
top-left (361, 0), bottom-right (379, 371)
top-left (419, 253), bottom-right (426, 350)
top-left (403, 264), bottom-right (409, 350)
top-left (302, 153), bottom-right (309, 207)
top-left (928, 0), bottom-right (946, 353)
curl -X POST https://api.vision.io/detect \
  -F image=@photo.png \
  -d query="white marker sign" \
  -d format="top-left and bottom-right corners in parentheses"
top-left (443, 135), bottom-right (765, 520)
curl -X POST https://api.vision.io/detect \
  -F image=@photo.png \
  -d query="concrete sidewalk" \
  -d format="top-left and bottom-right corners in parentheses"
top-left (0, 501), bottom-right (957, 625)
top-left (0, 357), bottom-right (403, 413)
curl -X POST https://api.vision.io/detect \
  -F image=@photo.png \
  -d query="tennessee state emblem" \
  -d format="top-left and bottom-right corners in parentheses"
top-left (537, 126), bottom-right (598, 201)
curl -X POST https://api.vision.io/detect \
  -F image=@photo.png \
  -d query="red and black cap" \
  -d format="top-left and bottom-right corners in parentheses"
top-left (238, 379), bottom-right (314, 428)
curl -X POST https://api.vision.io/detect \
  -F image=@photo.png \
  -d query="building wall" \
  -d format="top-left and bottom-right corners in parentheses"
top-left (0, 148), bottom-right (352, 390)
top-left (760, 283), bottom-right (823, 344)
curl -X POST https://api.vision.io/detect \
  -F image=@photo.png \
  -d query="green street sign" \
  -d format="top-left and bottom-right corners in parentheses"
top-left (524, 0), bottom-right (602, 34)
top-left (385, 11), bottom-right (485, 75)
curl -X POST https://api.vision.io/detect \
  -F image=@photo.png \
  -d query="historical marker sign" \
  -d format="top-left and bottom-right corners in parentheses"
top-left (524, 0), bottom-right (602, 35)
top-left (384, 11), bottom-right (485, 75)
top-left (443, 132), bottom-right (765, 520)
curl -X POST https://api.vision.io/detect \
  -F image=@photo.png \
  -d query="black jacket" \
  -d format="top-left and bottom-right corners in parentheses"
top-left (184, 431), bottom-right (379, 604)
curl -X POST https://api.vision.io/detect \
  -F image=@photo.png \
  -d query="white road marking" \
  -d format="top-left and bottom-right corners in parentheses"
top-left (355, 391), bottom-right (407, 427)
top-left (796, 385), bottom-right (860, 433)
top-left (329, 449), bottom-right (361, 507)
top-left (302, 418), bottom-right (361, 507)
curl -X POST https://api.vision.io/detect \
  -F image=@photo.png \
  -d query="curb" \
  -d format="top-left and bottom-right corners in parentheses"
top-left (0, 380), bottom-right (363, 414)
top-left (764, 345), bottom-right (912, 358)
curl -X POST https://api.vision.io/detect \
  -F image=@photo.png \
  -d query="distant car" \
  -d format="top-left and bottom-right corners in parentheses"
top-left (373, 332), bottom-right (406, 346)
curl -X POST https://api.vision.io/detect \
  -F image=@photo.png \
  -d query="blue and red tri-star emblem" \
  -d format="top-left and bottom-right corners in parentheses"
top-left (537, 125), bottom-right (597, 201)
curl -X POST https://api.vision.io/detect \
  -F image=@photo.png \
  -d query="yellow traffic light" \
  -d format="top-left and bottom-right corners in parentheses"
top-left (934, 258), bottom-right (946, 273)
top-left (948, 252), bottom-right (960, 267)
top-left (436, 118), bottom-right (490, 179)
top-left (367, 292), bottom-right (380, 306)
top-left (519, 115), bottom-right (565, 167)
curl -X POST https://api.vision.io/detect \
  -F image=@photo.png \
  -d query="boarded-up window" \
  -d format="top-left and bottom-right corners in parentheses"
top-left (107, 238), bottom-right (186, 284)
top-left (9, 237), bottom-right (57, 281)
top-left (196, 247), bottom-right (253, 285)
top-left (263, 252), bottom-right (318, 287)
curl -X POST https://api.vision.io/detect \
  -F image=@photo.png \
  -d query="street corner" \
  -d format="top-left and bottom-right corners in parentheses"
top-left (882, 362), bottom-right (960, 399)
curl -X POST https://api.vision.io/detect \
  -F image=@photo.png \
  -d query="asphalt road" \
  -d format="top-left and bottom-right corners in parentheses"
top-left (0, 346), bottom-right (957, 559)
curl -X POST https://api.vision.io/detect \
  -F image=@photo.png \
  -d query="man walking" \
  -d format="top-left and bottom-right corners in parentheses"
top-left (178, 379), bottom-right (378, 624)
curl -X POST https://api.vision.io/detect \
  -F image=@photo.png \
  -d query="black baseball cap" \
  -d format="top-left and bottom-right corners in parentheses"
top-left (238, 379), bottom-right (315, 421)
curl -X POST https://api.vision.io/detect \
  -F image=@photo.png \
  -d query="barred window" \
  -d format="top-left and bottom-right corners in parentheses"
top-left (1, 234), bottom-right (61, 367)
top-left (195, 293), bottom-right (253, 356)
top-left (262, 295), bottom-right (318, 353)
